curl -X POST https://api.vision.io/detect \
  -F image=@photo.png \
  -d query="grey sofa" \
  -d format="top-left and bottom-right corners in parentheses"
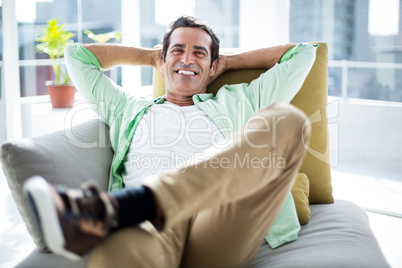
top-left (0, 41), bottom-right (390, 267)
top-left (1, 118), bottom-right (390, 267)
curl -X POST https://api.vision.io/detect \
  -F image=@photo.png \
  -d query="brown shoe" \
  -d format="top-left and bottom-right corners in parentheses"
top-left (23, 176), bottom-right (118, 260)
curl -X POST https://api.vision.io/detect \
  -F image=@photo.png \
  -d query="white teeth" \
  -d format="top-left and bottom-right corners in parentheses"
top-left (177, 70), bottom-right (195, 75)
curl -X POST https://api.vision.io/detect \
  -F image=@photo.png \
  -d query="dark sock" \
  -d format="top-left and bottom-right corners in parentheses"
top-left (111, 186), bottom-right (157, 231)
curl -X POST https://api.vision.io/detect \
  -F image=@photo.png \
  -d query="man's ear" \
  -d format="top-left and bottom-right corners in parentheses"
top-left (210, 58), bottom-right (218, 77)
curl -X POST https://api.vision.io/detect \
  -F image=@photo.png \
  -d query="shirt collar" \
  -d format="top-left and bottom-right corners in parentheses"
top-left (153, 93), bottom-right (213, 105)
top-left (192, 93), bottom-right (214, 104)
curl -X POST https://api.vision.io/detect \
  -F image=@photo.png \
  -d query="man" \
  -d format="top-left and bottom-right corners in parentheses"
top-left (24, 16), bottom-right (317, 267)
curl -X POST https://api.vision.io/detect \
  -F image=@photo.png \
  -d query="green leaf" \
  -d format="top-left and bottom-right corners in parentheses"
top-left (35, 18), bottom-right (74, 85)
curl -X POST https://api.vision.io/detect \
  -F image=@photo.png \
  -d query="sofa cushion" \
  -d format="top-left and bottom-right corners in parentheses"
top-left (251, 201), bottom-right (389, 268)
top-left (153, 42), bottom-right (333, 204)
top-left (0, 119), bottom-right (113, 252)
top-left (291, 173), bottom-right (310, 225)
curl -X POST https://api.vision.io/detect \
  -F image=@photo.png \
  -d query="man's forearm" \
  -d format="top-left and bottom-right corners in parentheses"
top-left (82, 43), bottom-right (161, 70)
top-left (224, 43), bottom-right (296, 71)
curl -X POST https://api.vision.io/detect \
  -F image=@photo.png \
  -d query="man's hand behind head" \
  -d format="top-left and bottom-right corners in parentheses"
top-left (207, 54), bottom-right (228, 86)
top-left (152, 47), bottom-right (164, 77)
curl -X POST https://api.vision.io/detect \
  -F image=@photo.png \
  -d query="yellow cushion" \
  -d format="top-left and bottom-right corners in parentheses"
top-left (291, 173), bottom-right (311, 225)
top-left (152, 42), bottom-right (333, 204)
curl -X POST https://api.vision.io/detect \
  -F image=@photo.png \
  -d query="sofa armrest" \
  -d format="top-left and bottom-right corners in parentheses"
top-left (0, 118), bottom-right (113, 252)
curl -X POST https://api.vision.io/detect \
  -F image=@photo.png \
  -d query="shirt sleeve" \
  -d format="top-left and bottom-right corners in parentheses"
top-left (244, 43), bottom-right (318, 110)
top-left (64, 44), bottom-right (131, 127)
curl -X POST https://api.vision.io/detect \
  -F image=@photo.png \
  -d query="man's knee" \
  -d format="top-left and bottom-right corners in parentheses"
top-left (280, 103), bottom-right (311, 145)
top-left (244, 103), bottom-right (310, 149)
top-left (259, 103), bottom-right (308, 128)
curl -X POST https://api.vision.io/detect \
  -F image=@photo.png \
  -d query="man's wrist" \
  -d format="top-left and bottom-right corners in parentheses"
top-left (223, 53), bottom-right (242, 72)
top-left (151, 48), bottom-right (163, 68)
top-left (222, 43), bottom-right (298, 71)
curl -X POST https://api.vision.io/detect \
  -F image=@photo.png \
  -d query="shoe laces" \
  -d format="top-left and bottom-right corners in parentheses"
top-left (60, 182), bottom-right (118, 237)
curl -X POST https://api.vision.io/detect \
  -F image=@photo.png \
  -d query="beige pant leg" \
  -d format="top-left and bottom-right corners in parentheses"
top-left (177, 104), bottom-right (310, 268)
top-left (143, 104), bottom-right (310, 231)
top-left (89, 220), bottom-right (190, 268)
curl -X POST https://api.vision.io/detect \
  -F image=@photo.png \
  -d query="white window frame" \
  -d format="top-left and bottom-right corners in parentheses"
top-left (2, 0), bottom-right (22, 139)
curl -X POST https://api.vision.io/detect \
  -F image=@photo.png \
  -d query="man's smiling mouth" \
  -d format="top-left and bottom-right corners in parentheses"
top-left (176, 69), bottom-right (197, 76)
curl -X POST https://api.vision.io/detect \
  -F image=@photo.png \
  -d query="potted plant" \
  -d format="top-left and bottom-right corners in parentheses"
top-left (35, 18), bottom-right (75, 108)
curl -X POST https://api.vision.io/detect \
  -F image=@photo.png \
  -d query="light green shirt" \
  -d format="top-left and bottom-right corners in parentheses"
top-left (65, 43), bottom-right (317, 247)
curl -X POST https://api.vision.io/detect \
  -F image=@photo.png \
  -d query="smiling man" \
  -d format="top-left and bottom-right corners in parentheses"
top-left (162, 27), bottom-right (217, 105)
top-left (23, 16), bottom-right (317, 267)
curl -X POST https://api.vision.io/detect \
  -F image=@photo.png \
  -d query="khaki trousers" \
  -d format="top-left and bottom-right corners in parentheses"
top-left (89, 104), bottom-right (310, 268)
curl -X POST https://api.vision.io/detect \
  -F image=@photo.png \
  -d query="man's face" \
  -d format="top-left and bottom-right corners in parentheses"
top-left (161, 27), bottom-right (217, 99)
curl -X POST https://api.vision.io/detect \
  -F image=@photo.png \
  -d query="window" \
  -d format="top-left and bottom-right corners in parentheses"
top-left (16, 0), bottom-right (122, 97)
top-left (289, 0), bottom-right (402, 102)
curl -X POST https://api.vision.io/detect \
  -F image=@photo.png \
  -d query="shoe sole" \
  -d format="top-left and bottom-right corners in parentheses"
top-left (23, 176), bottom-right (81, 261)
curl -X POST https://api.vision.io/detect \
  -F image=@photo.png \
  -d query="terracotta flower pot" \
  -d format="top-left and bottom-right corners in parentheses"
top-left (46, 83), bottom-right (76, 108)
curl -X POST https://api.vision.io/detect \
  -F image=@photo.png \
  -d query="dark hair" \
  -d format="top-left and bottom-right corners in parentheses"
top-left (162, 16), bottom-right (220, 68)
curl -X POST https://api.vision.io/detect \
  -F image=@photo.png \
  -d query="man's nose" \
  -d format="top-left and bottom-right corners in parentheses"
top-left (181, 51), bottom-right (194, 65)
